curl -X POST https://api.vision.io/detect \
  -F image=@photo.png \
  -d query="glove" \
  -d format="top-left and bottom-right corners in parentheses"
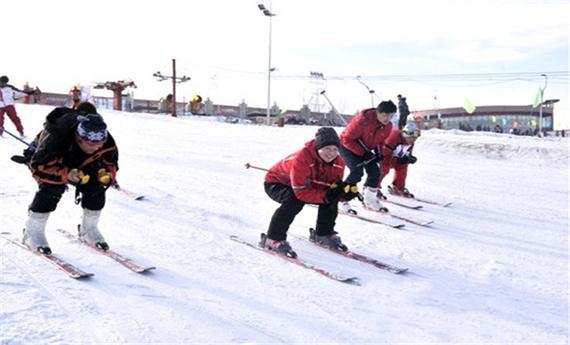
top-left (324, 181), bottom-right (346, 203)
top-left (68, 169), bottom-right (90, 185)
top-left (362, 150), bottom-right (382, 163)
top-left (398, 155), bottom-right (417, 165)
top-left (341, 184), bottom-right (359, 201)
top-left (97, 168), bottom-right (113, 186)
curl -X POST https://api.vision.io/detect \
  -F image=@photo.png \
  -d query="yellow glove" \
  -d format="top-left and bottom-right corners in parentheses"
top-left (68, 169), bottom-right (90, 184)
top-left (97, 168), bottom-right (113, 186)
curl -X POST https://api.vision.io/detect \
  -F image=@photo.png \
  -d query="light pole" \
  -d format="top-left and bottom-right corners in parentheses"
top-left (538, 73), bottom-right (548, 136)
top-left (153, 58), bottom-right (190, 117)
top-left (356, 76), bottom-right (379, 108)
top-left (257, 3), bottom-right (275, 125)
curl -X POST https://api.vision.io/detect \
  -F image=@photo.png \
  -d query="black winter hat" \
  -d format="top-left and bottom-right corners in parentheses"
top-left (76, 114), bottom-right (108, 143)
top-left (377, 100), bottom-right (397, 113)
top-left (0, 76), bottom-right (8, 83)
top-left (315, 127), bottom-right (340, 150)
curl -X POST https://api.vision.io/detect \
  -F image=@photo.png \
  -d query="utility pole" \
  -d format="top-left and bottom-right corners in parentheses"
top-left (538, 73), bottom-right (548, 136)
top-left (153, 58), bottom-right (190, 117)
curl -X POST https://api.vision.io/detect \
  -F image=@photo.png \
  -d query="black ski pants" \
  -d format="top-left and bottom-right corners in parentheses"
top-left (30, 182), bottom-right (106, 213)
top-left (264, 182), bottom-right (338, 241)
top-left (339, 145), bottom-right (381, 188)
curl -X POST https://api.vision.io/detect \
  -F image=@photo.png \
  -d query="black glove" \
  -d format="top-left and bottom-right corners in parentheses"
top-left (324, 181), bottom-right (346, 203)
top-left (341, 184), bottom-right (359, 201)
top-left (362, 150), bottom-right (382, 163)
top-left (398, 155), bottom-right (417, 165)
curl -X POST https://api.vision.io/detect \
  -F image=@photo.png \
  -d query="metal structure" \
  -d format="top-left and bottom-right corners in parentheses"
top-left (153, 59), bottom-right (190, 117)
top-left (93, 80), bottom-right (137, 111)
top-left (257, 3), bottom-right (276, 125)
top-left (356, 76), bottom-right (379, 108)
top-left (309, 71), bottom-right (326, 113)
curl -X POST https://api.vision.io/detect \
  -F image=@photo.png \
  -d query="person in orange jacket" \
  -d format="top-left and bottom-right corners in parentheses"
top-left (262, 127), bottom-right (359, 257)
top-left (380, 122), bottom-right (421, 198)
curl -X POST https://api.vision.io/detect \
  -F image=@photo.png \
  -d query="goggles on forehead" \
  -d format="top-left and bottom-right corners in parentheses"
top-left (403, 128), bottom-right (421, 138)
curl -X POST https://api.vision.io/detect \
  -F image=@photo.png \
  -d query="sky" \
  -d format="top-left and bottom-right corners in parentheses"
top-left (4, 0), bottom-right (569, 128)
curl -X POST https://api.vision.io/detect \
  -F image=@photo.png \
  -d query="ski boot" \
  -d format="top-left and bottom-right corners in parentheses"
top-left (309, 228), bottom-right (348, 251)
top-left (79, 209), bottom-right (109, 250)
top-left (388, 184), bottom-right (415, 198)
top-left (259, 233), bottom-right (297, 258)
top-left (363, 186), bottom-right (389, 212)
top-left (339, 201), bottom-right (357, 215)
top-left (22, 211), bottom-right (52, 254)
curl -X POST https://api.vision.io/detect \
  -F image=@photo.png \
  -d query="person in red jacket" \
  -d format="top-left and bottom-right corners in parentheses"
top-left (380, 122), bottom-right (420, 198)
top-left (339, 100), bottom-right (397, 211)
top-left (262, 127), bottom-right (359, 257)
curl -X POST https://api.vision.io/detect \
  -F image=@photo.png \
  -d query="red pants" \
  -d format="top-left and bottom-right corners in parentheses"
top-left (380, 158), bottom-right (408, 190)
top-left (0, 105), bottom-right (24, 135)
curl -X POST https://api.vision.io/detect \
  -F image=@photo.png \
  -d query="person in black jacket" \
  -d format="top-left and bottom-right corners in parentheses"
top-left (21, 102), bottom-right (119, 254)
top-left (397, 94), bottom-right (410, 130)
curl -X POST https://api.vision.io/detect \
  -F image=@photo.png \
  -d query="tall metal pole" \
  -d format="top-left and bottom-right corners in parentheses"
top-left (172, 58), bottom-right (177, 117)
top-left (266, 6), bottom-right (273, 125)
top-left (538, 73), bottom-right (547, 136)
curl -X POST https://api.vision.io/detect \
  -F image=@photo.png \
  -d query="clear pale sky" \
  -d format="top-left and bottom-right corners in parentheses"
top-left (4, 0), bottom-right (569, 128)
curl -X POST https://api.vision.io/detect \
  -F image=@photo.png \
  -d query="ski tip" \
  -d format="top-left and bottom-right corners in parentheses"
top-left (75, 273), bottom-right (95, 279)
top-left (392, 224), bottom-right (406, 229)
top-left (342, 277), bottom-right (361, 285)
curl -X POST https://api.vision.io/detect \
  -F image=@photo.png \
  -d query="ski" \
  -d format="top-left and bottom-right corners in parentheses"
top-left (310, 204), bottom-right (405, 229)
top-left (383, 198), bottom-right (423, 210)
top-left (300, 235), bottom-right (408, 274)
top-left (338, 209), bottom-right (406, 229)
top-left (1, 233), bottom-right (94, 279)
top-left (388, 193), bottom-right (452, 207)
top-left (56, 229), bottom-right (155, 273)
top-left (362, 206), bottom-right (434, 227)
top-left (230, 235), bottom-right (360, 285)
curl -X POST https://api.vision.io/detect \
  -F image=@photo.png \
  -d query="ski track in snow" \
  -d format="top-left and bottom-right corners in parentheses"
top-left (0, 104), bottom-right (568, 344)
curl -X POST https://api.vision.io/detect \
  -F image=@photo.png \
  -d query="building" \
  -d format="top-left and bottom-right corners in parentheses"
top-left (413, 102), bottom-right (558, 133)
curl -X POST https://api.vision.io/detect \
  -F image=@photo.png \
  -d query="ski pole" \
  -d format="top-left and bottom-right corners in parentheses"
top-left (0, 127), bottom-right (33, 147)
top-left (244, 162), bottom-right (364, 202)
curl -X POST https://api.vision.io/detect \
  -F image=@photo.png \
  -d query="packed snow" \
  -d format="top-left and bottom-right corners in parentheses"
top-left (1, 104), bottom-right (568, 344)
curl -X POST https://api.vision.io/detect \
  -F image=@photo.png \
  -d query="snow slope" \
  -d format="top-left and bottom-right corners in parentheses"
top-left (1, 104), bottom-right (568, 344)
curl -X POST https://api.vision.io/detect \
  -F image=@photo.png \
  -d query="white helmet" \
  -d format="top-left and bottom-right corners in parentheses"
top-left (402, 122), bottom-right (421, 138)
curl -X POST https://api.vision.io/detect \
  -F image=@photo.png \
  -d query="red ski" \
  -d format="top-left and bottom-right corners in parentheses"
top-left (230, 235), bottom-right (360, 285)
top-left (56, 229), bottom-right (155, 273)
top-left (1, 233), bottom-right (94, 279)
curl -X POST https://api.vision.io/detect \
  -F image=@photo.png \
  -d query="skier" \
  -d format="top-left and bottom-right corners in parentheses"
top-left (21, 102), bottom-right (118, 254)
top-left (69, 85), bottom-right (82, 109)
top-left (380, 122), bottom-right (420, 198)
top-left (339, 100), bottom-right (396, 212)
top-left (0, 75), bottom-right (33, 137)
top-left (397, 94), bottom-right (410, 130)
top-left (261, 127), bottom-right (359, 257)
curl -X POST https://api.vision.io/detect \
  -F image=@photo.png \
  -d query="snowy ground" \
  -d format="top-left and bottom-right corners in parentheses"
top-left (1, 104), bottom-right (568, 344)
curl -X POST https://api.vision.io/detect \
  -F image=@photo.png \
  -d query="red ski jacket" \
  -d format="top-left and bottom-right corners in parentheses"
top-left (382, 128), bottom-right (415, 160)
top-left (340, 108), bottom-right (393, 156)
top-left (264, 139), bottom-right (345, 204)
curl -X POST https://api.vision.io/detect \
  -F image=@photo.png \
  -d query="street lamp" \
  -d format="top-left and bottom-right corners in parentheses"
top-left (538, 73), bottom-right (548, 136)
top-left (257, 3), bottom-right (275, 125)
top-left (356, 76), bottom-right (378, 108)
top-left (153, 58), bottom-right (190, 117)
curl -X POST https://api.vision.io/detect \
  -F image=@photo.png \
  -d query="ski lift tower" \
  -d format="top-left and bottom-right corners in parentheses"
top-left (309, 71), bottom-right (326, 114)
top-left (93, 80), bottom-right (137, 111)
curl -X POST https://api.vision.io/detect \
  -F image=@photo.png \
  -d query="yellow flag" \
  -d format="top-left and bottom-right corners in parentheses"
top-left (491, 116), bottom-right (497, 123)
top-left (463, 98), bottom-right (476, 114)
top-left (531, 119), bottom-right (537, 128)
top-left (532, 87), bottom-right (543, 108)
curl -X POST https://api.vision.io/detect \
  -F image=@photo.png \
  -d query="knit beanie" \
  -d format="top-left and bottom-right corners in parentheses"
top-left (76, 114), bottom-right (108, 143)
top-left (314, 127), bottom-right (340, 150)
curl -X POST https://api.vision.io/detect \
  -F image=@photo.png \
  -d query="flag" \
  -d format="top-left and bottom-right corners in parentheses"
top-left (532, 87), bottom-right (544, 108)
top-left (491, 116), bottom-right (497, 123)
top-left (531, 119), bottom-right (537, 128)
top-left (463, 98), bottom-right (476, 114)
